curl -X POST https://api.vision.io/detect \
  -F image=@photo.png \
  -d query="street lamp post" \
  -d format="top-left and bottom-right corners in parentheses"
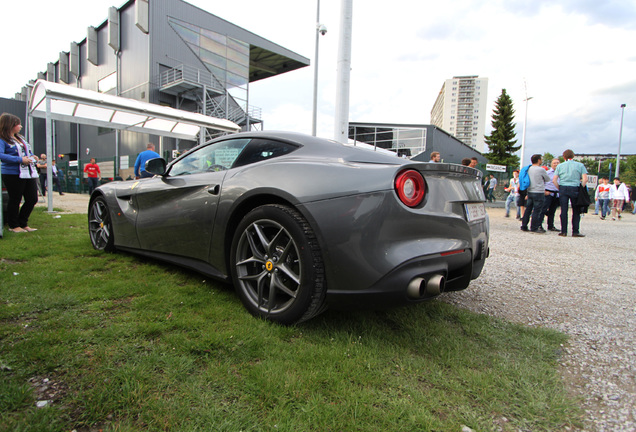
top-left (311, 0), bottom-right (327, 136)
top-left (615, 103), bottom-right (626, 178)
top-left (520, 96), bottom-right (533, 168)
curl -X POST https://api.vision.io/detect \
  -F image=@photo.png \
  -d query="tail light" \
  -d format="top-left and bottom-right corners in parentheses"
top-left (395, 169), bottom-right (426, 207)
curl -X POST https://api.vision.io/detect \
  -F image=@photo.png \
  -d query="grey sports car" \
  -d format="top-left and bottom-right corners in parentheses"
top-left (89, 131), bottom-right (489, 324)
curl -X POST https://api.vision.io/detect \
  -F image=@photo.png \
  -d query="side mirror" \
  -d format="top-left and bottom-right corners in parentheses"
top-left (145, 158), bottom-right (167, 176)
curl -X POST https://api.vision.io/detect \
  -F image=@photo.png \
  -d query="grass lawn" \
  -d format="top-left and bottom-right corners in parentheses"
top-left (1, 208), bottom-right (582, 431)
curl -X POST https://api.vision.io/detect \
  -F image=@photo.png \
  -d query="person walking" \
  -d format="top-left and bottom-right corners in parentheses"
top-left (486, 174), bottom-right (497, 202)
top-left (83, 158), bottom-right (101, 194)
top-left (595, 177), bottom-right (611, 220)
top-left (134, 143), bottom-right (161, 179)
top-left (521, 154), bottom-right (550, 233)
top-left (51, 160), bottom-right (64, 195)
top-left (0, 113), bottom-right (40, 233)
top-left (428, 151), bottom-right (441, 163)
top-left (609, 177), bottom-right (630, 221)
top-left (540, 158), bottom-right (560, 231)
top-left (504, 170), bottom-right (519, 218)
top-left (552, 149), bottom-right (588, 237)
top-left (36, 153), bottom-right (47, 196)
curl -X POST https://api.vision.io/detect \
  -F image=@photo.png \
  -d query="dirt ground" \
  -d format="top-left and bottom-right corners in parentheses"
top-left (36, 193), bottom-right (91, 214)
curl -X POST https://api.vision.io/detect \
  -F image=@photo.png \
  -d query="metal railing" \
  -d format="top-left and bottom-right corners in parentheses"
top-left (159, 64), bottom-right (225, 93)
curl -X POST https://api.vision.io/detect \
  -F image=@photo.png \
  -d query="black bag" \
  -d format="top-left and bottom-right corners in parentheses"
top-left (575, 184), bottom-right (591, 213)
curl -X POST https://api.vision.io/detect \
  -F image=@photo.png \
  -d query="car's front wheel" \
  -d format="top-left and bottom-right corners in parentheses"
top-left (88, 196), bottom-right (115, 252)
top-left (230, 204), bottom-right (326, 325)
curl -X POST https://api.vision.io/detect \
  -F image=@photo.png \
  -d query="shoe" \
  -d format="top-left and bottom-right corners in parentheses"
top-left (612, 217), bottom-right (616, 220)
top-left (505, 214), bottom-right (509, 218)
top-left (24, 227), bottom-right (38, 232)
top-left (558, 233), bottom-right (567, 237)
top-left (592, 213), bottom-right (598, 215)
top-left (516, 217), bottom-right (521, 220)
top-left (618, 215), bottom-right (622, 219)
top-left (572, 233), bottom-right (586, 238)
top-left (530, 228), bottom-right (546, 234)
top-left (600, 216), bottom-right (605, 220)
top-left (520, 227), bottom-right (529, 232)
top-left (9, 227), bottom-right (27, 233)
top-left (548, 227), bottom-right (559, 231)
top-left (59, 193), bottom-right (65, 195)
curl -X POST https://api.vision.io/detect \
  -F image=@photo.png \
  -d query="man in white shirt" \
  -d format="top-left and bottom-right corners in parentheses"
top-left (504, 170), bottom-right (519, 218)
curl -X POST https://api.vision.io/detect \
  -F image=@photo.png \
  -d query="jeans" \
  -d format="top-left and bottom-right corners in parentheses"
top-left (558, 185), bottom-right (581, 234)
top-left (540, 191), bottom-right (560, 229)
top-left (87, 177), bottom-right (100, 194)
top-left (522, 192), bottom-right (546, 231)
top-left (486, 188), bottom-right (495, 202)
top-left (505, 193), bottom-right (517, 216)
top-left (599, 199), bottom-right (610, 217)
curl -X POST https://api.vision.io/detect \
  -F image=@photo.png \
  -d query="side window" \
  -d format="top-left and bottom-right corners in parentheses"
top-left (232, 139), bottom-right (299, 168)
top-left (169, 138), bottom-right (250, 176)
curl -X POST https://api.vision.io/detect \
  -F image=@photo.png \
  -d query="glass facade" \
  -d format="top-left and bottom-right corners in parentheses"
top-left (168, 17), bottom-right (249, 90)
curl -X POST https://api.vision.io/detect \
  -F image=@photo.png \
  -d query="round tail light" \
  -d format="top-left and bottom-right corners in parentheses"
top-left (395, 169), bottom-right (426, 207)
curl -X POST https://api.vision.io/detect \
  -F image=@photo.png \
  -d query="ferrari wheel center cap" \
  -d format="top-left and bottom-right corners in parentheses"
top-left (265, 261), bottom-right (274, 272)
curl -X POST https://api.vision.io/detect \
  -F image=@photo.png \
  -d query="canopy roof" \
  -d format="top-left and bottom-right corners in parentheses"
top-left (29, 80), bottom-right (240, 140)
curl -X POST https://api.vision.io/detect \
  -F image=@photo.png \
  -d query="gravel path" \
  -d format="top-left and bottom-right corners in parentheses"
top-left (442, 207), bottom-right (636, 431)
top-left (40, 195), bottom-right (635, 430)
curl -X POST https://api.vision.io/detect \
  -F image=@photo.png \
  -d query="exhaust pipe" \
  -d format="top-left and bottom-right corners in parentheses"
top-left (407, 274), bottom-right (445, 299)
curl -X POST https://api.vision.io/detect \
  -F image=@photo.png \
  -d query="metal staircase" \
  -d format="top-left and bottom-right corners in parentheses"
top-left (158, 64), bottom-right (262, 131)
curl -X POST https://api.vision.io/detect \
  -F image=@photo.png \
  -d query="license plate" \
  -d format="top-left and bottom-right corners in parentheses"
top-left (465, 203), bottom-right (486, 221)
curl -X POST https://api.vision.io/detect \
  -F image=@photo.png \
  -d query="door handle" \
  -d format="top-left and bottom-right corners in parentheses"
top-left (207, 185), bottom-right (220, 195)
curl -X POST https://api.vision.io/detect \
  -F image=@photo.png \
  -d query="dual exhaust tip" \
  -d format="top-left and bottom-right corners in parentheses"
top-left (407, 274), bottom-right (445, 299)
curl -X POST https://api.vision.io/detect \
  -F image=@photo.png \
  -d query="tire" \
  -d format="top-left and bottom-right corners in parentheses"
top-left (88, 196), bottom-right (116, 252)
top-left (230, 204), bottom-right (326, 325)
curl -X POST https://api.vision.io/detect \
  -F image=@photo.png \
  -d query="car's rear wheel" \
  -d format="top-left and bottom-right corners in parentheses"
top-left (230, 204), bottom-right (326, 325)
top-left (88, 196), bottom-right (115, 252)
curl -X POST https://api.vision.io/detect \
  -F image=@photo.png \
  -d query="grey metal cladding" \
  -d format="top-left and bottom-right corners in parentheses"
top-left (70, 42), bottom-right (80, 78)
top-left (59, 52), bottom-right (69, 84)
top-left (108, 7), bottom-right (120, 52)
top-left (136, 0), bottom-right (149, 34)
top-left (87, 26), bottom-right (98, 65)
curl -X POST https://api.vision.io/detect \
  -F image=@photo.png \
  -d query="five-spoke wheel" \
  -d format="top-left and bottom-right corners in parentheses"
top-left (230, 205), bottom-right (325, 324)
top-left (88, 196), bottom-right (115, 251)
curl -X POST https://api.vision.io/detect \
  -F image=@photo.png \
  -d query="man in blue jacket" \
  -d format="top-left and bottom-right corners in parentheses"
top-left (134, 143), bottom-right (160, 179)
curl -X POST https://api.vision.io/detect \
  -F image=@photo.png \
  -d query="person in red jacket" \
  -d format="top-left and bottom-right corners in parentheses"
top-left (83, 158), bottom-right (101, 194)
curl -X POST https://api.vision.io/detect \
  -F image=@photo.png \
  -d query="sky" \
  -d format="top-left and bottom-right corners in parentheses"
top-left (1, 0), bottom-right (634, 166)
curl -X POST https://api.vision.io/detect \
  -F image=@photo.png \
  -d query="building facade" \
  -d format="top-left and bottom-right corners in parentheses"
top-left (430, 76), bottom-right (488, 151)
top-left (11, 0), bottom-right (308, 176)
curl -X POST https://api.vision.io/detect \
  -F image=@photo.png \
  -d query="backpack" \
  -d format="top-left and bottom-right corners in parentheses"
top-left (519, 164), bottom-right (531, 192)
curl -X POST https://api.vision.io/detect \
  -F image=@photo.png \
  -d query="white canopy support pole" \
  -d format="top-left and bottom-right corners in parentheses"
top-left (45, 97), bottom-right (54, 212)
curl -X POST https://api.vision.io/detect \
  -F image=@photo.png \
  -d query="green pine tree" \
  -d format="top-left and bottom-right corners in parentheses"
top-left (484, 89), bottom-right (520, 168)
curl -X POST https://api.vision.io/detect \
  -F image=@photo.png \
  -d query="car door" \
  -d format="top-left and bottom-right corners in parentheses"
top-left (134, 138), bottom-right (250, 261)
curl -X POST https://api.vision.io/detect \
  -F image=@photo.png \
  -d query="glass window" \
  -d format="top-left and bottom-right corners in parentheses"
top-left (200, 47), bottom-right (226, 69)
top-left (228, 37), bottom-right (249, 57)
top-left (169, 139), bottom-right (251, 176)
top-left (233, 139), bottom-right (299, 168)
top-left (200, 28), bottom-right (226, 45)
top-left (171, 23), bottom-right (199, 46)
top-left (200, 35), bottom-right (226, 57)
